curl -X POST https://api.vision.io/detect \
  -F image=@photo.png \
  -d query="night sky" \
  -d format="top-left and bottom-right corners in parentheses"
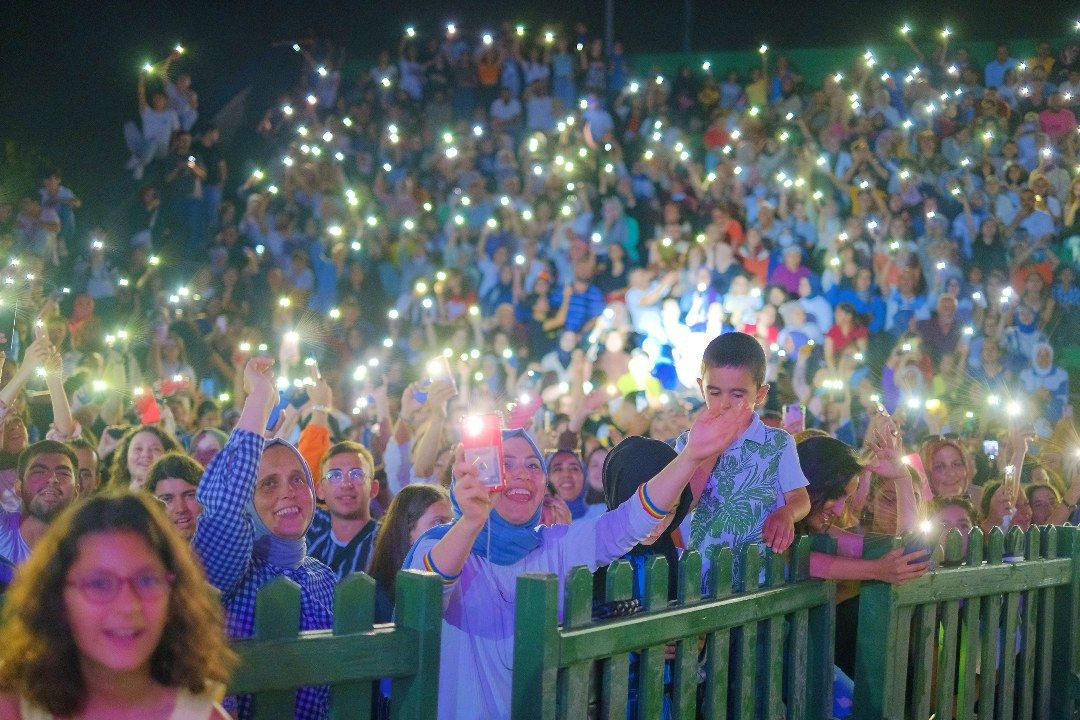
top-left (2, 0), bottom-right (1077, 214)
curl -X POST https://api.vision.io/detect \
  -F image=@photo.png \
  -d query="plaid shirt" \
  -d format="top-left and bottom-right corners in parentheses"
top-left (193, 429), bottom-right (335, 720)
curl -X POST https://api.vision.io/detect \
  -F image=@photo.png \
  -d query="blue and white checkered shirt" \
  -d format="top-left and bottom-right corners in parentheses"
top-left (193, 429), bottom-right (335, 720)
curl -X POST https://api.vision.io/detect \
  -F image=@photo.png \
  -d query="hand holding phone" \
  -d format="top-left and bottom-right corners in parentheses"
top-left (461, 413), bottom-right (505, 491)
top-left (450, 444), bottom-right (495, 525)
top-left (415, 356), bottom-right (457, 403)
top-left (783, 403), bottom-right (805, 433)
top-left (266, 389), bottom-right (292, 432)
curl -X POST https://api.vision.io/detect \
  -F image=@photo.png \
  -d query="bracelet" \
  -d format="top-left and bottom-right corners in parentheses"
top-left (637, 483), bottom-right (669, 520)
top-left (422, 550), bottom-right (461, 584)
top-left (310, 405), bottom-right (329, 413)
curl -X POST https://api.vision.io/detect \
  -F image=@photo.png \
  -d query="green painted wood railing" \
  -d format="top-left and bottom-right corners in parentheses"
top-left (220, 527), bottom-right (1080, 720)
top-left (853, 524), bottom-right (1080, 720)
top-left (226, 570), bottom-right (442, 720)
top-left (510, 536), bottom-right (837, 720)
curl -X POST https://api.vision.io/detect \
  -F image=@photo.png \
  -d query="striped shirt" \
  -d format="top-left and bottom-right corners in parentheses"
top-left (305, 510), bottom-right (379, 581)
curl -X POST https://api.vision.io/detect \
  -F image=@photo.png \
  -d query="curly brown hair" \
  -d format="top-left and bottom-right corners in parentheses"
top-left (109, 424), bottom-right (181, 490)
top-left (0, 491), bottom-right (236, 715)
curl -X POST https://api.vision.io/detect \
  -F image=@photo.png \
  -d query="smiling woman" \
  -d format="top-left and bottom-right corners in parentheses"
top-left (403, 400), bottom-right (751, 720)
top-left (189, 357), bottom-right (334, 720)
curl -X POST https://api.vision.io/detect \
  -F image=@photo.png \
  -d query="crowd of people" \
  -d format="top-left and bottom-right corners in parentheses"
top-left (0, 17), bottom-right (1078, 720)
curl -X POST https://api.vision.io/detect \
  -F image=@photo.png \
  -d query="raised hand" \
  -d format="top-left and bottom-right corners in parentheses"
top-left (399, 381), bottom-right (424, 425)
top-left (684, 401), bottom-right (753, 463)
top-left (423, 379), bottom-right (458, 419)
top-left (307, 376), bottom-right (332, 408)
top-left (242, 356), bottom-right (277, 428)
top-left (20, 335), bottom-right (53, 373)
top-left (451, 444), bottom-right (493, 527)
top-left (243, 356), bottom-right (275, 397)
top-left (864, 412), bottom-right (906, 479)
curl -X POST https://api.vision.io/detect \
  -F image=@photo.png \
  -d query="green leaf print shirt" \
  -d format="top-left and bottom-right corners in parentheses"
top-left (674, 414), bottom-right (808, 579)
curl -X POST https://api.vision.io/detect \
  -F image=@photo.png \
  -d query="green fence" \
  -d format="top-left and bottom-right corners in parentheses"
top-left (226, 570), bottom-right (442, 720)
top-left (511, 536), bottom-right (836, 720)
top-left (854, 525), bottom-right (1080, 720)
top-left (223, 528), bottom-right (1080, 720)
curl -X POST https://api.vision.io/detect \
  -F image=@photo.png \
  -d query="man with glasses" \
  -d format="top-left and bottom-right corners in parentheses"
top-left (0, 440), bottom-right (81, 564)
top-left (306, 441), bottom-right (381, 580)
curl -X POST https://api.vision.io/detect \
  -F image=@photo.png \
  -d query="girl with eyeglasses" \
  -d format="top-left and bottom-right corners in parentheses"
top-left (0, 492), bottom-right (234, 719)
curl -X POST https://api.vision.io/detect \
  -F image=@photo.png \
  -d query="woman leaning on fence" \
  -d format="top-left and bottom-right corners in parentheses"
top-left (190, 357), bottom-right (334, 720)
top-left (796, 413), bottom-right (931, 712)
top-left (402, 400), bottom-right (751, 720)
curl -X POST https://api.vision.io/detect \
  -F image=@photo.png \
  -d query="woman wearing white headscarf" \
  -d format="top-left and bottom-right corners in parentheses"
top-left (1019, 342), bottom-right (1070, 429)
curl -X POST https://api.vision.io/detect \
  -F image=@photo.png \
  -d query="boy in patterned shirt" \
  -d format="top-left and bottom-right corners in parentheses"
top-left (675, 332), bottom-right (810, 580)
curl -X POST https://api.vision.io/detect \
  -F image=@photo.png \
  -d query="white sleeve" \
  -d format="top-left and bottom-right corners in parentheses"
top-left (384, 439), bottom-right (412, 495)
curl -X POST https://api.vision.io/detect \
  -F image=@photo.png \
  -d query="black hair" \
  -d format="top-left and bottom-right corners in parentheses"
top-left (17, 441), bottom-right (78, 485)
top-left (794, 435), bottom-right (864, 533)
top-left (145, 452), bottom-right (205, 494)
top-left (701, 331), bottom-right (767, 386)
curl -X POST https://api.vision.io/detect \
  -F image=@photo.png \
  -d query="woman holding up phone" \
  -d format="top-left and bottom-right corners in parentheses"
top-left (403, 401), bottom-right (751, 720)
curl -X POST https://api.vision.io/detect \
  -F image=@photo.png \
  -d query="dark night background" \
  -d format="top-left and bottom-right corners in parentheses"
top-left (1, 0), bottom-right (1077, 221)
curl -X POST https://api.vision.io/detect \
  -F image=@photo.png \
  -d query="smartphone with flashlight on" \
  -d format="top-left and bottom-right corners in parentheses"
top-left (461, 413), bottom-right (505, 491)
top-left (414, 356), bottom-right (456, 404)
top-left (902, 522), bottom-right (937, 569)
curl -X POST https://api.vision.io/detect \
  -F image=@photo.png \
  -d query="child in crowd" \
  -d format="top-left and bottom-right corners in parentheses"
top-left (675, 332), bottom-right (810, 581)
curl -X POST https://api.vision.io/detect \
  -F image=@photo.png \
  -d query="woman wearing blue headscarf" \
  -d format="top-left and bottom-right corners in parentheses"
top-left (547, 448), bottom-right (605, 521)
top-left (192, 357), bottom-right (335, 720)
top-left (404, 401), bottom-right (750, 720)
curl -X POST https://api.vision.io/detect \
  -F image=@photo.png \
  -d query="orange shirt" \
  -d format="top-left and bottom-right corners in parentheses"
top-left (477, 61), bottom-right (500, 87)
top-left (740, 253), bottom-right (769, 287)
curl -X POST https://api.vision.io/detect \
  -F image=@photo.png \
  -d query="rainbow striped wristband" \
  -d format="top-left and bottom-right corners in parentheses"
top-left (423, 551), bottom-right (460, 584)
top-left (637, 484), bottom-right (669, 520)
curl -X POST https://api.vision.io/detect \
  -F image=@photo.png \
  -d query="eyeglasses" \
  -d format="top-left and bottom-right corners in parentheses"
top-left (66, 570), bottom-right (175, 604)
top-left (322, 468), bottom-right (368, 486)
top-left (919, 433), bottom-right (961, 443)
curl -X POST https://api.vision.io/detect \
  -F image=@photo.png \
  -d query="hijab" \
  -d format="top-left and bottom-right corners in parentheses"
top-left (598, 435), bottom-right (692, 599)
top-left (246, 438), bottom-right (315, 569)
top-left (1032, 342), bottom-right (1055, 375)
top-left (547, 449), bottom-right (589, 519)
top-left (403, 428), bottom-right (547, 567)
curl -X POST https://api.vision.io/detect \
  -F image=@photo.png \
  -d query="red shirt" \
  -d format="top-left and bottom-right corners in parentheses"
top-left (826, 323), bottom-right (868, 352)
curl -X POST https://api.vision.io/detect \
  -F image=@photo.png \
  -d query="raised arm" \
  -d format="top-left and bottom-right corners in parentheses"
top-left (137, 71), bottom-right (148, 112)
top-left (43, 346), bottom-right (77, 440)
top-left (864, 412), bottom-right (919, 533)
top-left (192, 357), bottom-right (275, 595)
top-left (0, 337), bottom-right (51, 415)
top-left (411, 380), bottom-right (455, 478)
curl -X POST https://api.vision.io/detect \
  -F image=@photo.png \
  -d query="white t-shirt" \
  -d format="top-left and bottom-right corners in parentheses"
top-left (141, 106), bottom-right (180, 159)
